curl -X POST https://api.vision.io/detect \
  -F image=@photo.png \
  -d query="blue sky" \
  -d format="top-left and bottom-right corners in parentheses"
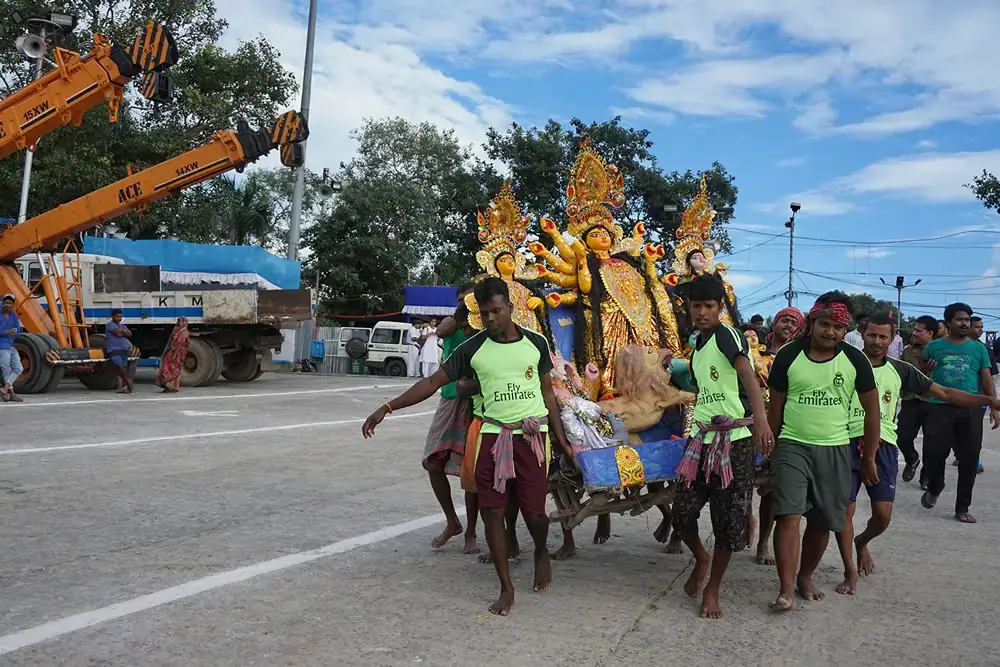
top-left (218, 0), bottom-right (1000, 326)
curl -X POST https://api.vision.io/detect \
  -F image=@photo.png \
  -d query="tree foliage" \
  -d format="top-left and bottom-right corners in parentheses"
top-left (969, 170), bottom-right (1000, 213)
top-left (0, 0), bottom-right (297, 241)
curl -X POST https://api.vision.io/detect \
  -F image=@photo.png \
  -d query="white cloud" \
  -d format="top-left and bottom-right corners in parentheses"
top-left (915, 139), bottom-right (938, 149)
top-left (755, 192), bottom-right (857, 217)
top-left (214, 0), bottom-right (514, 170)
top-left (845, 247), bottom-right (892, 260)
top-left (726, 272), bottom-right (766, 291)
top-left (774, 156), bottom-right (808, 168)
top-left (834, 149), bottom-right (1000, 202)
top-left (609, 106), bottom-right (676, 125)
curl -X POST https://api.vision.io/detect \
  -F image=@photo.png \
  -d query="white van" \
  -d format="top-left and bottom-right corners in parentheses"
top-left (363, 321), bottom-right (416, 377)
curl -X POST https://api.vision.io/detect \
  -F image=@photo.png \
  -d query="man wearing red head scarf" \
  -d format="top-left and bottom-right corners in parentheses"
top-left (764, 292), bottom-right (880, 612)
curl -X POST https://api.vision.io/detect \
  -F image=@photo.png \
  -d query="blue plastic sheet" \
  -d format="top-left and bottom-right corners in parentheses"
top-left (82, 236), bottom-right (301, 289)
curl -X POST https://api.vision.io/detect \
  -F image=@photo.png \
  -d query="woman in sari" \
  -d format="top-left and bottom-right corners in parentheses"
top-left (156, 317), bottom-right (190, 392)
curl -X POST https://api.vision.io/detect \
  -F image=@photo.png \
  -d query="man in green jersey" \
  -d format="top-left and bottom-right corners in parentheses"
top-left (363, 278), bottom-right (571, 617)
top-left (671, 275), bottom-right (774, 619)
top-left (834, 313), bottom-right (1000, 594)
top-left (765, 292), bottom-right (880, 611)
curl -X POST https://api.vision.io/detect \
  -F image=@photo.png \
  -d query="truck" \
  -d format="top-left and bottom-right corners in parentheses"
top-left (14, 252), bottom-right (314, 387)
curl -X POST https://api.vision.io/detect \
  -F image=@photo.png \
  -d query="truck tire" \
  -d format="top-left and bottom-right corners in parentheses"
top-left (182, 337), bottom-right (223, 387)
top-left (13, 334), bottom-right (55, 394)
top-left (345, 337), bottom-right (367, 360)
top-left (77, 334), bottom-right (136, 391)
top-left (384, 358), bottom-right (407, 377)
top-left (35, 334), bottom-right (65, 393)
top-left (251, 365), bottom-right (263, 380)
top-left (221, 348), bottom-right (259, 382)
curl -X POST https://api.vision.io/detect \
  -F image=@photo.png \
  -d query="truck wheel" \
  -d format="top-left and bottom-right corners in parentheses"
top-left (384, 359), bottom-right (407, 377)
top-left (35, 334), bottom-right (65, 393)
top-left (13, 334), bottom-right (55, 394)
top-left (182, 337), bottom-right (223, 387)
top-left (221, 348), bottom-right (259, 382)
top-left (251, 365), bottom-right (263, 380)
top-left (77, 333), bottom-right (135, 391)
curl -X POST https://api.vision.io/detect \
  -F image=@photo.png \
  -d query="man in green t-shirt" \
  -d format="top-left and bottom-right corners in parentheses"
top-left (363, 277), bottom-right (570, 617)
top-left (833, 313), bottom-right (1000, 595)
top-left (922, 302), bottom-right (1000, 522)
top-left (671, 275), bottom-right (773, 620)
top-left (765, 291), bottom-right (880, 612)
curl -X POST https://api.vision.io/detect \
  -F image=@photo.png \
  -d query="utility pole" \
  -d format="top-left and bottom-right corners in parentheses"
top-left (880, 276), bottom-right (921, 323)
top-left (784, 202), bottom-right (801, 306)
top-left (286, 0), bottom-right (318, 261)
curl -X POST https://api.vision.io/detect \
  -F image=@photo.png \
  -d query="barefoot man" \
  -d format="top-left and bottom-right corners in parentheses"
top-left (834, 312), bottom-right (1000, 594)
top-left (363, 278), bottom-right (571, 616)
top-left (753, 306), bottom-right (805, 566)
top-left (765, 292), bottom-right (880, 611)
top-left (672, 275), bottom-right (774, 619)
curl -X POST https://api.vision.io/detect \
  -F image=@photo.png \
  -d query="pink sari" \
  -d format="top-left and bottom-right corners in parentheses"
top-left (156, 317), bottom-right (189, 391)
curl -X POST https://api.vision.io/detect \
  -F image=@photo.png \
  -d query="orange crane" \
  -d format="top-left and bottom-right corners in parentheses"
top-left (0, 22), bottom-right (178, 160)
top-left (1, 110), bottom-right (309, 393)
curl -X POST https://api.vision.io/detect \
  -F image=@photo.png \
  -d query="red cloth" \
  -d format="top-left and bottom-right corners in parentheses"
top-left (155, 317), bottom-right (189, 391)
top-left (808, 300), bottom-right (851, 327)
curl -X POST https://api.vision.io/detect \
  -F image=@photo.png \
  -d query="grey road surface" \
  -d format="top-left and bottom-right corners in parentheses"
top-left (1, 372), bottom-right (998, 666)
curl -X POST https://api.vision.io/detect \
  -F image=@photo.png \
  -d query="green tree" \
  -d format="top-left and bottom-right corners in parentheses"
top-left (0, 0), bottom-right (298, 239)
top-left (483, 116), bottom-right (738, 252)
top-left (969, 170), bottom-right (1000, 212)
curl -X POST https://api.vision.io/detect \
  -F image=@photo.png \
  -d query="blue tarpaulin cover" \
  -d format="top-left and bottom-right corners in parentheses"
top-left (402, 285), bottom-right (458, 317)
top-left (82, 236), bottom-right (302, 290)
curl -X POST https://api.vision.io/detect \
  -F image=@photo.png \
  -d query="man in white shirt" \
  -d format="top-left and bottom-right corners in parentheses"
top-left (407, 321), bottom-right (424, 377)
top-left (844, 313), bottom-right (869, 350)
top-left (421, 319), bottom-right (441, 377)
top-left (888, 331), bottom-right (904, 359)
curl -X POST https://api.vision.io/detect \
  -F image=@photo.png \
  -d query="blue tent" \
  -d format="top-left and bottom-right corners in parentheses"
top-left (82, 236), bottom-right (301, 290)
top-left (402, 285), bottom-right (458, 318)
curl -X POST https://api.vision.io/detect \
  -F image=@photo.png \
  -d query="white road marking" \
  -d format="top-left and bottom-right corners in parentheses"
top-left (0, 510), bottom-right (466, 656)
top-left (5, 384), bottom-right (410, 409)
top-left (0, 411), bottom-right (435, 456)
top-left (180, 410), bottom-right (239, 417)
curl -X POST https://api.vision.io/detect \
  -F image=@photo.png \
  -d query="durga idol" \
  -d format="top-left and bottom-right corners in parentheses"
top-left (529, 140), bottom-right (682, 400)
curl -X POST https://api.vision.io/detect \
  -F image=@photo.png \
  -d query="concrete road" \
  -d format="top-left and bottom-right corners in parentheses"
top-left (1, 372), bottom-right (998, 666)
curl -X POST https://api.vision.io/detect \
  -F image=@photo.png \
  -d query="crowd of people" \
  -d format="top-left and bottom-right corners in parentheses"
top-left (362, 276), bottom-right (1000, 619)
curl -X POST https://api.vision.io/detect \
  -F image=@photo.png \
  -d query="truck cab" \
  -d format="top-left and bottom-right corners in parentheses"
top-left (364, 321), bottom-right (414, 377)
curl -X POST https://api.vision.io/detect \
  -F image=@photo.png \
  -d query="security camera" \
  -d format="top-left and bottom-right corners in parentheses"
top-left (789, 202), bottom-right (801, 213)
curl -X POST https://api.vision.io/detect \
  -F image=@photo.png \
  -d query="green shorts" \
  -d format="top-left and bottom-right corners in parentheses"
top-left (768, 438), bottom-right (851, 532)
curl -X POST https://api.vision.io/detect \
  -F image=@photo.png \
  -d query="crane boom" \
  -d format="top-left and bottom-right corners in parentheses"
top-left (0, 22), bottom-right (177, 161)
top-left (0, 109), bottom-right (309, 263)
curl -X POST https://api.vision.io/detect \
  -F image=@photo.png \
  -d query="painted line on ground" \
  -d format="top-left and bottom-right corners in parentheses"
top-left (8, 384), bottom-right (410, 409)
top-left (0, 509), bottom-right (466, 656)
top-left (0, 411), bottom-right (435, 456)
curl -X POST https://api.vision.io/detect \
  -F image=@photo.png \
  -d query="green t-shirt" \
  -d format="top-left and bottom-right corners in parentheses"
top-left (847, 356), bottom-right (933, 444)
top-left (767, 337), bottom-right (877, 446)
top-left (923, 337), bottom-right (990, 404)
top-left (690, 324), bottom-right (752, 443)
top-left (438, 330), bottom-right (466, 399)
top-left (442, 327), bottom-right (553, 434)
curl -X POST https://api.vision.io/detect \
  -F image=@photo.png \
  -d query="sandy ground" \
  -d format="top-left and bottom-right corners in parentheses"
top-left (1, 371), bottom-right (998, 666)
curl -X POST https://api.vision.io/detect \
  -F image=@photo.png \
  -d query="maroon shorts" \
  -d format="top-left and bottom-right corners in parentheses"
top-left (475, 433), bottom-right (548, 516)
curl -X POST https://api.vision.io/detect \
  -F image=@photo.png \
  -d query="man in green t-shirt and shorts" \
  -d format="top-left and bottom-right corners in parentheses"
top-left (671, 275), bottom-right (774, 619)
top-left (363, 277), bottom-right (571, 617)
top-left (833, 312), bottom-right (1000, 595)
top-left (766, 291), bottom-right (880, 611)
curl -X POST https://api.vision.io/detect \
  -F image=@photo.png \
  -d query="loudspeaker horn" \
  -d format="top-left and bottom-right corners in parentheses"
top-left (15, 33), bottom-right (46, 59)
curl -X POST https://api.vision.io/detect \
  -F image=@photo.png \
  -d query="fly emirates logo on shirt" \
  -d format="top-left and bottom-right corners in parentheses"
top-left (494, 381), bottom-right (537, 403)
top-left (799, 389), bottom-right (844, 407)
top-left (697, 391), bottom-right (728, 406)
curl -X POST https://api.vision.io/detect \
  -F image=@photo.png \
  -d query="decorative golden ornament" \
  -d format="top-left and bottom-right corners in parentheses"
top-left (475, 179), bottom-right (533, 279)
top-left (566, 139), bottom-right (627, 244)
top-left (671, 174), bottom-right (718, 276)
top-left (614, 444), bottom-right (646, 487)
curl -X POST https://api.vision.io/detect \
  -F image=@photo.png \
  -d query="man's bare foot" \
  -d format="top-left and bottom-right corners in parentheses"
top-left (462, 534), bottom-right (480, 555)
top-left (533, 549), bottom-right (552, 592)
top-left (431, 522), bottom-right (463, 548)
top-left (654, 515), bottom-right (671, 542)
top-left (755, 545), bottom-right (775, 566)
top-left (683, 555), bottom-right (710, 598)
top-left (700, 589), bottom-right (723, 619)
top-left (856, 541), bottom-right (876, 576)
top-left (769, 593), bottom-right (795, 612)
top-left (796, 574), bottom-right (825, 601)
top-left (664, 534), bottom-right (684, 554)
top-left (489, 588), bottom-right (515, 616)
top-left (835, 570), bottom-right (858, 595)
top-left (552, 541), bottom-right (577, 560)
top-left (593, 515), bottom-right (611, 544)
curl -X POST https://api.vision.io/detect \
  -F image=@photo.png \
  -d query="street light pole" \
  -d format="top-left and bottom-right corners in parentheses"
top-left (880, 276), bottom-right (921, 323)
top-left (286, 0), bottom-right (318, 261)
top-left (16, 27), bottom-right (45, 223)
top-left (785, 202), bottom-right (801, 307)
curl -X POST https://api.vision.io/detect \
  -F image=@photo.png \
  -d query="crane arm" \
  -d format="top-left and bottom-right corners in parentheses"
top-left (0, 110), bottom-right (309, 262)
top-left (0, 22), bottom-right (178, 161)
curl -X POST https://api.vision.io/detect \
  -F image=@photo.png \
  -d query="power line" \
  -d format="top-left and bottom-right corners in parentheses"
top-left (729, 226), bottom-right (998, 246)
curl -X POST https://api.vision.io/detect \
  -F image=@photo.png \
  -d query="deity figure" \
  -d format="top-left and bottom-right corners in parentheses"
top-left (529, 140), bottom-right (682, 400)
top-left (465, 180), bottom-right (548, 334)
top-left (662, 175), bottom-right (741, 334)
